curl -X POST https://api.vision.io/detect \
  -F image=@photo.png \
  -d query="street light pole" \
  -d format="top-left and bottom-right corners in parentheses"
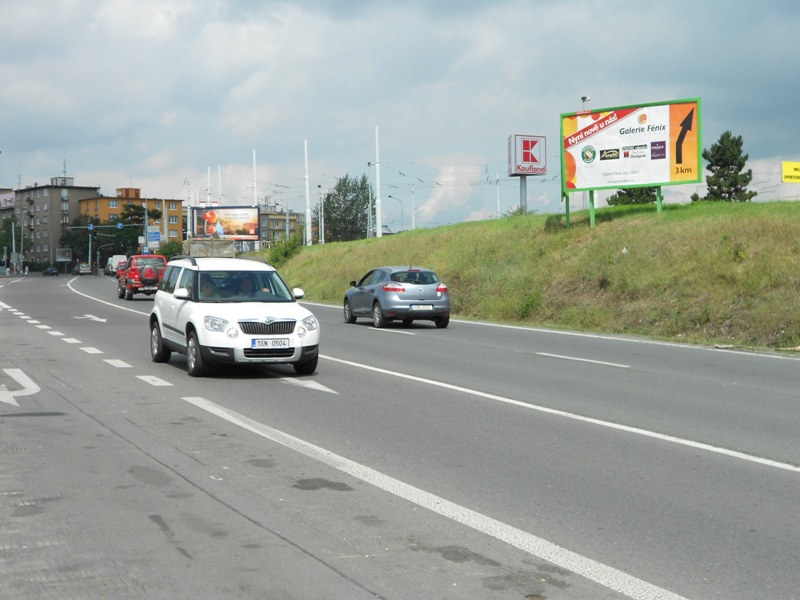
top-left (580, 96), bottom-right (591, 210)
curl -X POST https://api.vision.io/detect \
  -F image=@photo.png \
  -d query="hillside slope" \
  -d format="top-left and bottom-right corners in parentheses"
top-left (274, 201), bottom-right (800, 351)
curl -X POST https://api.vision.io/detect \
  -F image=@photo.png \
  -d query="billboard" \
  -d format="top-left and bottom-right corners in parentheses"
top-left (508, 135), bottom-right (547, 176)
top-left (192, 206), bottom-right (260, 241)
top-left (561, 98), bottom-right (701, 193)
top-left (782, 161), bottom-right (800, 183)
top-left (56, 248), bottom-right (73, 262)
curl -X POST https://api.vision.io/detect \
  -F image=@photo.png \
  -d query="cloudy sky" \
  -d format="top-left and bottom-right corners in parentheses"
top-left (2, 0), bottom-right (798, 230)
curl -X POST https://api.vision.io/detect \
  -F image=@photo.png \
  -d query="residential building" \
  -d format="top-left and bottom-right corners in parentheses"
top-left (10, 176), bottom-right (101, 266)
top-left (79, 187), bottom-right (184, 248)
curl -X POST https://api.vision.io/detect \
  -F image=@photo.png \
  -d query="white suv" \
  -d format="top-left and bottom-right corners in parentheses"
top-left (149, 256), bottom-right (320, 377)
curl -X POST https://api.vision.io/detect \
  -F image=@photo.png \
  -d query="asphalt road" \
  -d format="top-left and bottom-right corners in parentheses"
top-left (1, 273), bottom-right (798, 600)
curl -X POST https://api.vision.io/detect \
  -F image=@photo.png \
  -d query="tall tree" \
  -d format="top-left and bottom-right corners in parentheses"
top-left (606, 187), bottom-right (658, 206)
top-left (314, 174), bottom-right (374, 242)
top-left (691, 130), bottom-right (757, 202)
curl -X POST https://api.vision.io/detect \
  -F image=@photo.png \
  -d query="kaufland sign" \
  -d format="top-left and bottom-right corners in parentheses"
top-left (508, 135), bottom-right (547, 177)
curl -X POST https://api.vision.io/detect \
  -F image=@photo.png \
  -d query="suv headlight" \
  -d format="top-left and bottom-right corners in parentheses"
top-left (296, 315), bottom-right (319, 339)
top-left (204, 315), bottom-right (238, 338)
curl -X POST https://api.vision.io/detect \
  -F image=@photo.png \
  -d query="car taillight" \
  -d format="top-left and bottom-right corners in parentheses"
top-left (436, 283), bottom-right (448, 293)
top-left (382, 282), bottom-right (405, 293)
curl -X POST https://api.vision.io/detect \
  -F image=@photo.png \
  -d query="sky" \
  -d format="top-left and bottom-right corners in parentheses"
top-left (2, 0), bottom-right (799, 231)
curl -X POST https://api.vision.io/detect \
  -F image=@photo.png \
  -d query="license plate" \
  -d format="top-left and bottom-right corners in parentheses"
top-left (411, 304), bottom-right (433, 311)
top-left (251, 338), bottom-right (289, 349)
top-left (141, 286), bottom-right (157, 292)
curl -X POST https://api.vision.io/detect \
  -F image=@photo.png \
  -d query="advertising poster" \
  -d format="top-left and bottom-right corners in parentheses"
top-left (782, 161), bottom-right (800, 183)
top-left (561, 99), bottom-right (701, 193)
top-left (193, 207), bottom-right (260, 241)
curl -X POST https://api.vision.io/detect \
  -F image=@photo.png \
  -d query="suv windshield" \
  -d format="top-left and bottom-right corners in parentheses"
top-left (196, 270), bottom-right (294, 302)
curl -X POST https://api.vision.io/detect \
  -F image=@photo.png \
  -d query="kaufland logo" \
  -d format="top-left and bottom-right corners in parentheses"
top-left (522, 138), bottom-right (540, 163)
top-left (509, 134), bottom-right (546, 176)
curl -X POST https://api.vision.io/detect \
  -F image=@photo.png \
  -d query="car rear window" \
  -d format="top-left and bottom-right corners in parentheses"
top-left (138, 257), bottom-right (165, 268)
top-left (390, 270), bottom-right (438, 285)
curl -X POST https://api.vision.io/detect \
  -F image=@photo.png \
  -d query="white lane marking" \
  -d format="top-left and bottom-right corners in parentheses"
top-left (104, 359), bottom-right (132, 368)
top-left (537, 352), bottom-right (630, 369)
top-left (36, 325), bottom-right (51, 330)
top-left (367, 328), bottom-right (415, 336)
top-left (279, 377), bottom-right (338, 394)
top-left (47, 331), bottom-right (64, 337)
top-left (136, 375), bottom-right (172, 386)
top-left (80, 347), bottom-right (103, 354)
top-left (62, 338), bottom-right (81, 344)
top-left (321, 355), bottom-right (800, 473)
top-left (0, 369), bottom-right (41, 407)
top-left (182, 395), bottom-right (688, 600)
top-left (28, 320), bottom-right (40, 324)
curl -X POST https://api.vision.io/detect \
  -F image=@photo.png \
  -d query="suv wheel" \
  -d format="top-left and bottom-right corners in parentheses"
top-left (117, 284), bottom-right (125, 299)
top-left (186, 331), bottom-right (207, 377)
top-left (150, 321), bottom-right (172, 363)
top-left (294, 355), bottom-right (318, 375)
top-left (124, 286), bottom-right (133, 300)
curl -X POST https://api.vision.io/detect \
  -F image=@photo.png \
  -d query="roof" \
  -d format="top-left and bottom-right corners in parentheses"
top-left (168, 256), bottom-right (275, 272)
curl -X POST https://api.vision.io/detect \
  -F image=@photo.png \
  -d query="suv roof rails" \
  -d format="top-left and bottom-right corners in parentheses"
top-left (169, 255), bottom-right (197, 266)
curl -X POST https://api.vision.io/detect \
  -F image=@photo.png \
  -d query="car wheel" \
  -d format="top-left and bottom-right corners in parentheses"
top-left (150, 321), bottom-right (172, 363)
top-left (117, 284), bottom-right (125, 299)
top-left (293, 355), bottom-right (318, 375)
top-left (434, 316), bottom-right (450, 329)
top-left (186, 331), bottom-right (207, 377)
top-left (343, 300), bottom-right (356, 324)
top-left (124, 286), bottom-right (133, 300)
top-left (372, 302), bottom-right (386, 328)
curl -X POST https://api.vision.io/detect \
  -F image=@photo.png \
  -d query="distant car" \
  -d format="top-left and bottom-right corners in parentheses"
top-left (42, 267), bottom-right (59, 277)
top-left (115, 260), bottom-right (126, 279)
top-left (75, 263), bottom-right (91, 275)
top-left (118, 254), bottom-right (167, 300)
top-left (344, 266), bottom-right (450, 328)
top-left (149, 256), bottom-right (320, 377)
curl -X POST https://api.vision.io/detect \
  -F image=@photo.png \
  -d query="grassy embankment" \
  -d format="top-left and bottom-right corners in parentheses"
top-left (260, 201), bottom-right (800, 352)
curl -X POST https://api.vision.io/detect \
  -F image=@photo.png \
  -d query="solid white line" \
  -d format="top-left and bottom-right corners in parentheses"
top-left (367, 328), bottom-right (415, 335)
top-left (182, 395), bottom-right (689, 600)
top-left (321, 355), bottom-right (800, 474)
top-left (537, 352), bottom-right (630, 368)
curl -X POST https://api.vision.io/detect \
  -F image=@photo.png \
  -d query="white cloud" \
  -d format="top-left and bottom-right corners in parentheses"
top-left (1, 0), bottom-right (799, 229)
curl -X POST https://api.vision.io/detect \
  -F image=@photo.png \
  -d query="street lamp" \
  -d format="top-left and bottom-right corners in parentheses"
top-left (387, 195), bottom-right (404, 232)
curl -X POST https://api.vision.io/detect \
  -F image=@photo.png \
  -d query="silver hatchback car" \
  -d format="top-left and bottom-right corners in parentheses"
top-left (344, 266), bottom-right (450, 328)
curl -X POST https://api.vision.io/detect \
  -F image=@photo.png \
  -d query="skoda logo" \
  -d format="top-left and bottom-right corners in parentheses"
top-left (263, 317), bottom-right (275, 325)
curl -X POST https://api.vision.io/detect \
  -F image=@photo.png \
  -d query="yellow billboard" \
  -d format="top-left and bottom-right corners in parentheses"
top-left (782, 161), bottom-right (800, 183)
top-left (561, 98), bottom-right (702, 193)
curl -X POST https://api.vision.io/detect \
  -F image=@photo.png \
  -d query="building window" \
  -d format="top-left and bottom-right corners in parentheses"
top-left (110, 199), bottom-right (118, 208)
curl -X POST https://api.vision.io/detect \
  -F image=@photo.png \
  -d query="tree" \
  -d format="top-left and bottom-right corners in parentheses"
top-left (314, 174), bottom-right (374, 242)
top-left (691, 130), bottom-right (757, 202)
top-left (606, 187), bottom-right (658, 206)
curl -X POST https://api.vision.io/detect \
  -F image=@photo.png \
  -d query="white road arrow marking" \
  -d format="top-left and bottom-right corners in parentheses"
top-left (0, 369), bottom-right (41, 407)
top-left (75, 314), bottom-right (107, 323)
top-left (280, 377), bottom-right (338, 394)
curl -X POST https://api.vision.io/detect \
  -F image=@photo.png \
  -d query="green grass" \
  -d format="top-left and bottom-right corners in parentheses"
top-left (251, 201), bottom-right (800, 352)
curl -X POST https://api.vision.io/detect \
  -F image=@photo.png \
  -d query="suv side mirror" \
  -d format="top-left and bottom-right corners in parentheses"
top-left (174, 288), bottom-right (191, 300)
